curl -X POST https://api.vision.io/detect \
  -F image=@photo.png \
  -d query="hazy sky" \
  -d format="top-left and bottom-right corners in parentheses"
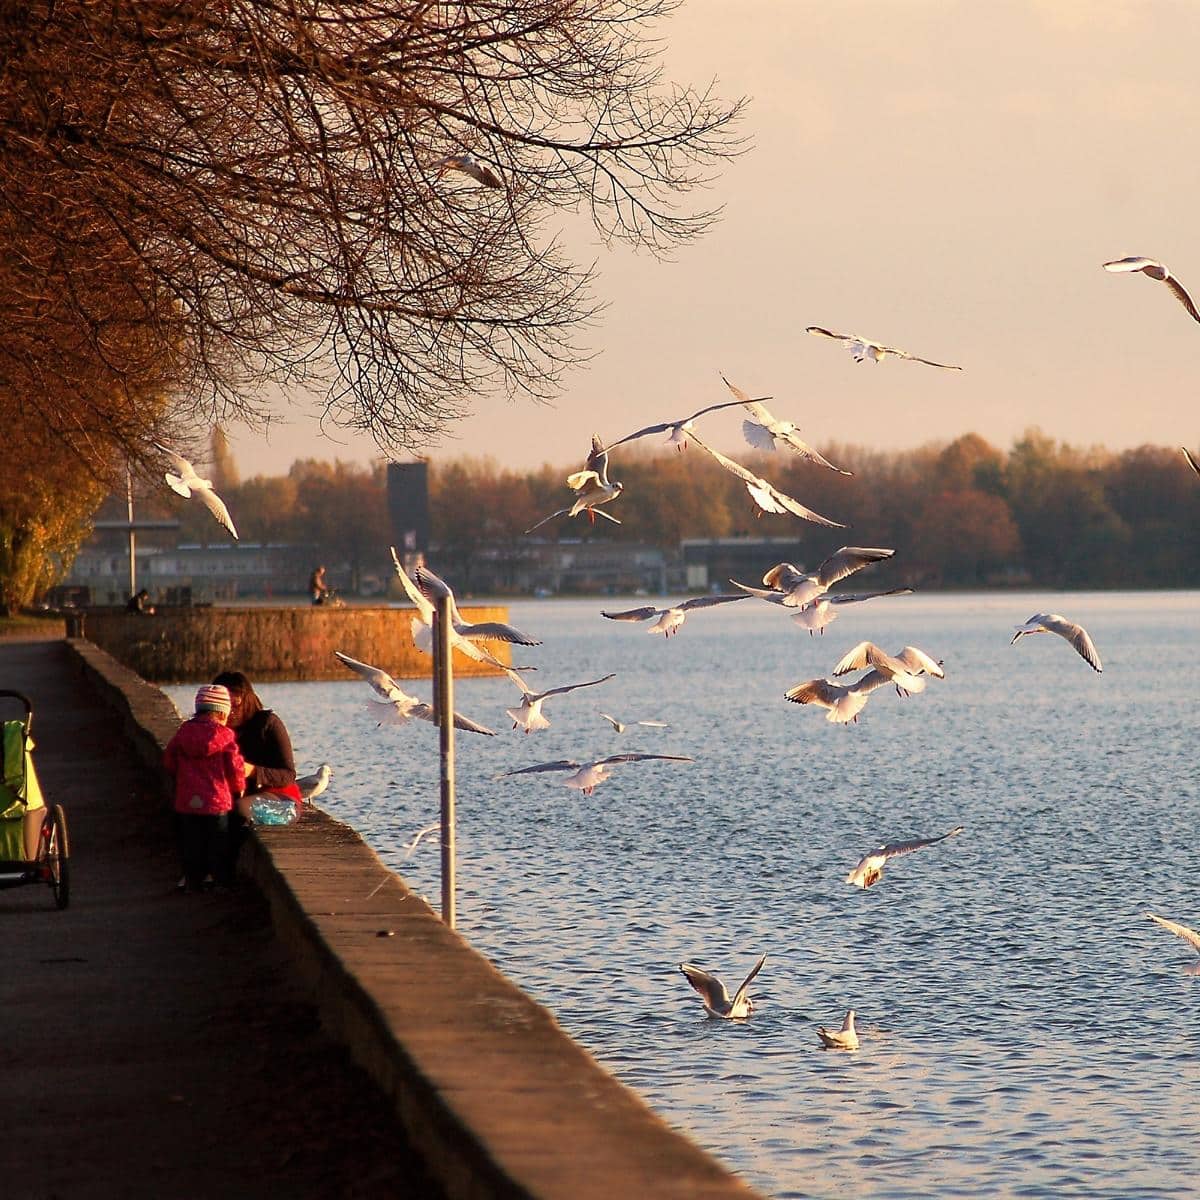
top-left (224, 1), bottom-right (1200, 477)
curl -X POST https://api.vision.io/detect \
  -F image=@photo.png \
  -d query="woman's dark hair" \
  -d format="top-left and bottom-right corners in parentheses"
top-left (211, 670), bottom-right (264, 720)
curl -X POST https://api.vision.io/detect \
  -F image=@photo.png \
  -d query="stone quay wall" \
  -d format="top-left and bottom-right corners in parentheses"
top-left (66, 637), bottom-right (767, 1200)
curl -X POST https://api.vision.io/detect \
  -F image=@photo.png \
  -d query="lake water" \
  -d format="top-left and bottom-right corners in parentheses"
top-left (167, 591), bottom-right (1200, 1199)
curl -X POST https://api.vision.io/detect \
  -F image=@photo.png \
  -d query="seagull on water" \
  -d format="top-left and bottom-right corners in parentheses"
top-left (684, 429), bottom-right (846, 527)
top-left (499, 752), bottom-right (693, 794)
top-left (334, 651), bottom-right (496, 735)
top-left (506, 673), bottom-right (616, 733)
top-left (152, 442), bottom-right (239, 538)
top-left (1145, 912), bottom-right (1200, 956)
top-left (732, 547), bottom-right (896, 609)
top-left (414, 562), bottom-right (541, 646)
top-left (846, 826), bottom-right (965, 889)
top-left (1102, 257), bottom-right (1200, 325)
top-left (817, 1010), bottom-right (859, 1050)
top-left (600, 713), bottom-right (669, 733)
top-left (295, 763), bottom-right (331, 801)
top-left (783, 673), bottom-right (891, 724)
top-left (526, 435), bottom-right (624, 533)
top-left (601, 593), bottom-right (747, 637)
top-left (806, 326), bottom-right (963, 370)
top-left (790, 588), bottom-right (915, 636)
top-left (832, 641), bottom-right (945, 697)
top-left (435, 153), bottom-right (504, 189)
top-left (679, 953), bottom-right (766, 1019)
top-left (720, 374), bottom-right (851, 474)
top-left (1011, 613), bottom-right (1102, 672)
top-left (602, 396), bottom-right (752, 454)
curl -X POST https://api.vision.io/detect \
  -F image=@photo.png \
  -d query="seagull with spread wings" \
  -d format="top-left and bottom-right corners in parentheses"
top-left (817, 1010), bottom-right (859, 1050)
top-left (152, 442), bottom-right (239, 539)
top-left (526, 435), bottom-right (624, 533)
top-left (1102, 257), bottom-right (1200, 325)
top-left (790, 588), bottom-right (915, 635)
top-left (599, 712), bottom-right (669, 733)
top-left (732, 547), bottom-right (896, 609)
top-left (846, 826), bottom-right (965, 888)
top-left (499, 752), bottom-right (693, 794)
top-left (719, 374), bottom-right (851, 474)
top-left (602, 395), bottom-right (752, 454)
top-left (435, 152), bottom-right (504, 189)
top-left (1011, 613), bottom-right (1102, 672)
top-left (600, 593), bottom-right (747, 637)
top-left (783, 672), bottom-right (892, 724)
top-left (679, 954), bottom-right (766, 1019)
top-left (832, 641), bottom-right (945, 697)
top-left (506, 672), bottom-right (616, 733)
top-left (414, 562), bottom-right (541, 646)
top-left (683, 429), bottom-right (845, 527)
top-left (334, 651), bottom-right (496, 735)
top-left (806, 326), bottom-right (963, 370)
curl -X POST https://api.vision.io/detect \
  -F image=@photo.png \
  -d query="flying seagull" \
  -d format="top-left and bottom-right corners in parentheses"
top-left (506, 672), bottom-right (616, 733)
top-left (832, 641), bottom-right (945, 697)
top-left (1145, 912), bottom-right (1200, 956)
top-left (678, 953), bottom-right (766, 1019)
top-left (295, 763), bottom-right (332, 802)
top-left (600, 593), bottom-right (747, 637)
top-left (719, 374), bottom-right (851, 474)
top-left (846, 826), bottom-right (965, 889)
top-left (684, 429), bottom-right (846, 527)
top-left (402, 822), bottom-right (442, 859)
top-left (334, 651), bottom-right (496, 735)
top-left (602, 396), bottom-right (751, 454)
top-left (783, 673), bottom-right (891, 724)
top-left (817, 1010), bottom-right (859, 1050)
top-left (499, 752), bottom-right (693, 794)
top-left (151, 442), bottom-right (239, 539)
top-left (790, 588), bottom-right (915, 636)
top-left (1102, 257), bottom-right (1200, 325)
top-left (526, 434), bottom-right (624, 533)
top-left (732, 547), bottom-right (896, 609)
top-left (1011, 613), bottom-right (1102, 672)
top-left (435, 153), bottom-right (504, 189)
top-left (414, 563), bottom-right (541, 646)
top-left (1182, 447), bottom-right (1199, 477)
top-left (806, 326), bottom-right (963, 370)
top-left (599, 712), bottom-right (669, 733)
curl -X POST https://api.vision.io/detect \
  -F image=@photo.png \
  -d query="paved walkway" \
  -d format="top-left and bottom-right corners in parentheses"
top-left (0, 639), bottom-right (444, 1199)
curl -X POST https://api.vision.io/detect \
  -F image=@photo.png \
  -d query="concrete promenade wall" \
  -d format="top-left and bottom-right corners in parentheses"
top-left (67, 637), bottom-right (767, 1200)
top-left (78, 604), bottom-right (515, 682)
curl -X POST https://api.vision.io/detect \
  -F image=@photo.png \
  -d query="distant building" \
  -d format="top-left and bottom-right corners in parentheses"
top-left (387, 462), bottom-right (431, 561)
top-left (680, 538), bottom-right (813, 591)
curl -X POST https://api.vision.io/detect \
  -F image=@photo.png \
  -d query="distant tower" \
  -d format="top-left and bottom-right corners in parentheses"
top-left (387, 461), bottom-right (431, 562)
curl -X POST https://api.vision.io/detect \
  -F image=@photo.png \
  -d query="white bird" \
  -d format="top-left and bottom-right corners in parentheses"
top-left (806, 326), bottom-right (963, 370)
top-left (602, 396), bottom-right (751, 454)
top-left (1010, 613), bottom-right (1102, 672)
top-left (678, 953), bottom-right (766, 1019)
top-left (526, 435), bottom-right (624, 533)
top-left (506, 673), bottom-right (616, 733)
top-left (1102, 257), bottom-right (1200, 325)
top-left (832, 641), bottom-right (945, 697)
top-left (402, 822), bottom-right (442, 859)
top-left (732, 547), bottom-right (896, 609)
top-left (414, 563), bottom-right (541, 646)
top-left (1182, 447), bottom-right (1199, 477)
top-left (499, 752), bottom-right (693, 795)
top-left (599, 712), bottom-right (669, 733)
top-left (151, 442), bottom-right (239, 538)
top-left (435, 152), bottom-right (504, 189)
top-left (790, 588), bottom-right (915, 636)
top-left (390, 549), bottom-right (533, 682)
top-left (846, 826), bottom-right (965, 889)
top-left (719, 374), bottom-right (851, 474)
top-left (683, 429), bottom-right (846, 527)
top-left (334, 651), bottom-right (496, 735)
top-left (783, 673), bottom-right (891, 724)
top-left (600, 593), bottom-right (747, 637)
top-left (1145, 912), bottom-right (1200, 956)
top-left (295, 763), bottom-right (331, 801)
top-left (817, 1010), bottom-right (859, 1050)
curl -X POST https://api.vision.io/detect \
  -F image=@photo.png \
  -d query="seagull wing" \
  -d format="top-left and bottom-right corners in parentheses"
top-left (1164, 274), bottom-right (1200, 324)
top-left (334, 651), bottom-right (405, 701)
top-left (896, 349), bottom-right (964, 370)
top-left (731, 953), bottom-right (767, 1011)
top-left (524, 507), bottom-right (571, 534)
top-left (601, 606), bottom-right (659, 623)
top-left (740, 417), bottom-right (778, 453)
top-left (1146, 912), bottom-right (1200, 954)
top-left (826, 587), bottom-right (915, 606)
top-left (1040, 614), bottom-right (1103, 672)
top-left (1103, 256), bottom-right (1163, 274)
top-left (831, 641), bottom-right (888, 677)
top-left (538, 673), bottom-right (616, 700)
top-left (456, 619), bottom-right (541, 646)
top-left (500, 759), bottom-right (582, 779)
top-left (773, 429), bottom-right (853, 474)
top-left (679, 963), bottom-right (732, 1014)
top-left (151, 441), bottom-right (195, 479)
top-left (879, 826), bottom-right (965, 861)
top-left (816, 547), bottom-right (895, 588)
top-left (805, 326), bottom-right (854, 343)
top-left (594, 753), bottom-right (694, 766)
top-left (603, 421), bottom-right (676, 450)
top-left (677, 594), bottom-right (749, 612)
top-left (1184, 447), bottom-right (1200, 477)
top-left (729, 578), bottom-right (789, 603)
top-left (761, 562), bottom-right (808, 590)
top-left (585, 433), bottom-right (611, 486)
top-left (783, 677), bottom-right (844, 708)
top-left (894, 645), bottom-right (945, 678)
top-left (390, 548), bottom-right (434, 621)
top-left (196, 485), bottom-right (238, 538)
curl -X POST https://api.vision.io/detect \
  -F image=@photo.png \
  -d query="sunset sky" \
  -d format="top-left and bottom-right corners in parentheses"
top-left (226, 1), bottom-right (1200, 477)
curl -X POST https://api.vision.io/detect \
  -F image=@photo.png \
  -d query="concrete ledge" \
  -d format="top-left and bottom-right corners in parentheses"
top-left (66, 638), bottom-right (766, 1200)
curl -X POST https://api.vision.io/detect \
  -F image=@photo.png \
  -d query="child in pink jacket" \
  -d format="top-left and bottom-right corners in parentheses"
top-left (163, 684), bottom-right (246, 892)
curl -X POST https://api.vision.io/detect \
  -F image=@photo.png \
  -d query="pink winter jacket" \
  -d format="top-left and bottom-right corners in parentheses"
top-left (163, 716), bottom-right (246, 816)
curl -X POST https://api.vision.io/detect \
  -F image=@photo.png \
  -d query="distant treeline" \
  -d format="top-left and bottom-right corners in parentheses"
top-left (161, 429), bottom-right (1200, 591)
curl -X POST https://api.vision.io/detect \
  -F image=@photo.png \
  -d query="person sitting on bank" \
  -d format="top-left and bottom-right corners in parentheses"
top-left (211, 671), bottom-right (302, 838)
top-left (308, 565), bottom-right (329, 606)
top-left (126, 587), bottom-right (155, 614)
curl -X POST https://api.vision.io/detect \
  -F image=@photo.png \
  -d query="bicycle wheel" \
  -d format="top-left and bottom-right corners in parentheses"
top-left (42, 804), bottom-right (70, 910)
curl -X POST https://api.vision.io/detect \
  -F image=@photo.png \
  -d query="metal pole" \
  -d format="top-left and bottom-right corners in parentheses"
top-left (434, 593), bottom-right (456, 928)
top-left (126, 466), bottom-right (137, 598)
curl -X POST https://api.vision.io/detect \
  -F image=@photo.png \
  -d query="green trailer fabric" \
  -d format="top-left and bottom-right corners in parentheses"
top-left (0, 720), bottom-right (44, 861)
